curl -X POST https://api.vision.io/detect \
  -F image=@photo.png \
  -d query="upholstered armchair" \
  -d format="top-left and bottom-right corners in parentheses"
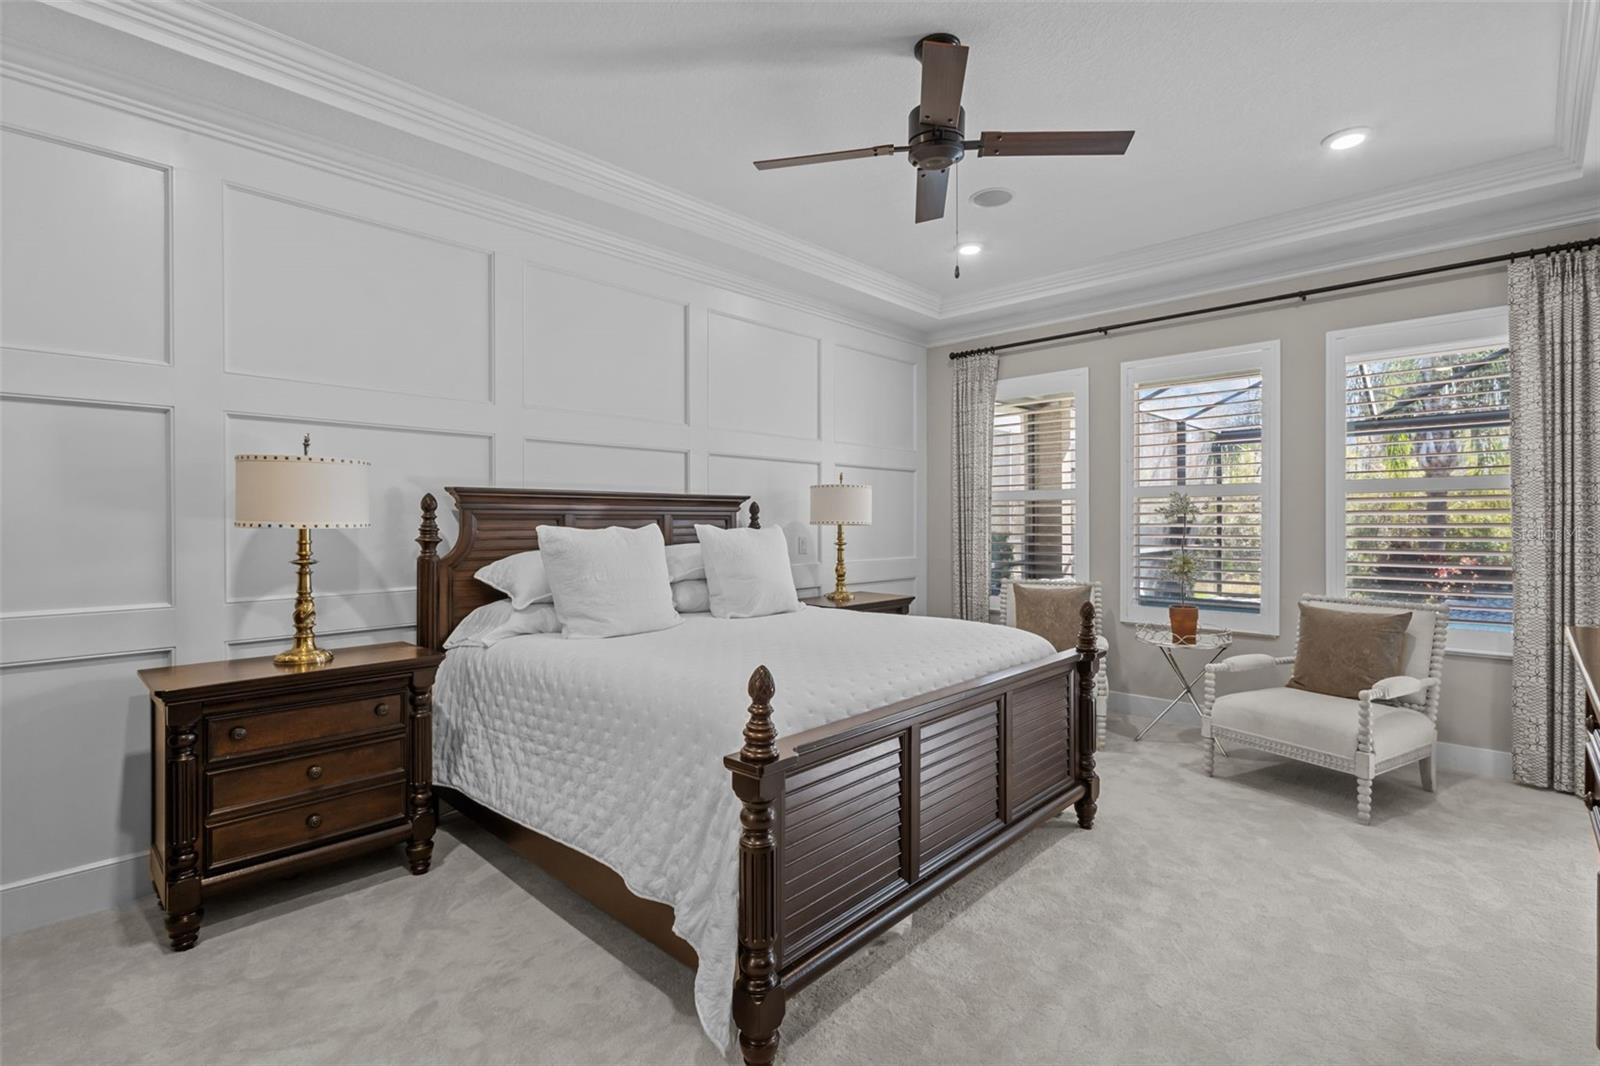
top-left (1001, 579), bottom-right (1109, 749)
top-left (1200, 594), bottom-right (1448, 825)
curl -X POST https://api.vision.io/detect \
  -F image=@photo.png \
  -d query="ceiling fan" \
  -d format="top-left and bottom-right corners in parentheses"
top-left (753, 33), bottom-right (1135, 224)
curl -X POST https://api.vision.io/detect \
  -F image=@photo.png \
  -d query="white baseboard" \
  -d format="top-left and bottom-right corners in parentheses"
top-left (1, 851), bottom-right (148, 937)
top-left (1107, 690), bottom-right (1512, 779)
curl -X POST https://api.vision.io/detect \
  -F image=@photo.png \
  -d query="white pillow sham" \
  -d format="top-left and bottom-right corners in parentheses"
top-left (474, 550), bottom-right (553, 610)
top-left (443, 600), bottom-right (561, 649)
top-left (694, 524), bottom-right (801, 619)
top-left (671, 578), bottom-right (711, 614)
top-left (665, 542), bottom-right (705, 583)
top-left (536, 523), bottom-right (681, 639)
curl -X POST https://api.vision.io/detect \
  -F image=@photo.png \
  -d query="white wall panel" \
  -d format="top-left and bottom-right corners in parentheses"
top-left (0, 129), bottom-right (168, 363)
top-left (707, 454), bottom-right (820, 556)
top-left (707, 312), bottom-right (820, 440)
top-left (0, 650), bottom-right (170, 885)
top-left (523, 266), bottom-right (686, 424)
top-left (524, 438), bottom-right (686, 493)
top-left (0, 73), bottom-right (925, 934)
top-left (837, 465), bottom-right (916, 561)
top-left (835, 346), bottom-right (916, 451)
top-left (225, 416), bottom-right (492, 601)
top-left (223, 188), bottom-right (492, 401)
top-left (0, 397), bottom-right (171, 615)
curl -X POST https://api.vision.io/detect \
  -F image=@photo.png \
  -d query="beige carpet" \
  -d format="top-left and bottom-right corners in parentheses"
top-left (2, 721), bottom-right (1592, 1066)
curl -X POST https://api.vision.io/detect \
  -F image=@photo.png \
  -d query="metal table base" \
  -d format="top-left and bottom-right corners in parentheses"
top-left (1135, 641), bottom-right (1229, 755)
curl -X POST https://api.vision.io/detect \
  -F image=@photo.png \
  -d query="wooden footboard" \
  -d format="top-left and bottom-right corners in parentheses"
top-left (726, 603), bottom-right (1101, 1064)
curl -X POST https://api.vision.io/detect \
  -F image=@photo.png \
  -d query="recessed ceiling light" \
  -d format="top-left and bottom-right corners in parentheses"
top-left (1322, 127), bottom-right (1370, 151)
top-left (958, 243), bottom-right (983, 256)
top-left (970, 187), bottom-right (1014, 208)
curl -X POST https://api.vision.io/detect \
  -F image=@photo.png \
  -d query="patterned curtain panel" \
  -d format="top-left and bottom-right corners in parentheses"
top-left (952, 352), bottom-right (999, 621)
top-left (1509, 246), bottom-right (1600, 792)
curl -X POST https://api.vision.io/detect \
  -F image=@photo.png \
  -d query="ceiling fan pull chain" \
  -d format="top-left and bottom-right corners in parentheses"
top-left (953, 166), bottom-right (962, 279)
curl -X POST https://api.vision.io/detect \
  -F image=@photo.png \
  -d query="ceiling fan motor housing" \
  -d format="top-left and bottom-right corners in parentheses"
top-left (907, 105), bottom-right (966, 172)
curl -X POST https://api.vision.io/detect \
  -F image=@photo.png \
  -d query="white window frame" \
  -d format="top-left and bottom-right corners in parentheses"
top-left (1324, 306), bottom-right (1512, 658)
top-left (1120, 341), bottom-right (1281, 636)
top-left (990, 367), bottom-right (1091, 613)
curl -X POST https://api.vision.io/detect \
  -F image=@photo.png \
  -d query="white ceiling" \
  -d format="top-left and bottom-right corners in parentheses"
top-left (8, 2), bottom-right (1598, 340)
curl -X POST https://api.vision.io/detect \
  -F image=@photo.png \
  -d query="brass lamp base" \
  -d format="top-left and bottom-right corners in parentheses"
top-left (275, 527), bottom-right (334, 668)
top-left (826, 523), bottom-right (853, 603)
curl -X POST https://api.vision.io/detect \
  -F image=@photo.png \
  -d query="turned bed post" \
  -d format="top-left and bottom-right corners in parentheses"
top-left (1074, 601), bottom-right (1100, 829)
top-left (416, 493), bottom-right (441, 652)
top-left (731, 665), bottom-right (785, 1065)
top-left (748, 501), bottom-right (761, 529)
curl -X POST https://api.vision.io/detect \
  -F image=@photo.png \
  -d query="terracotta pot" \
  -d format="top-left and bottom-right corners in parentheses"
top-left (1169, 604), bottom-right (1199, 645)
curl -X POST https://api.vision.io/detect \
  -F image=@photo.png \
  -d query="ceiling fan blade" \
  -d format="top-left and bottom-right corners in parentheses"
top-left (915, 167), bottom-right (950, 223)
top-left (977, 130), bottom-right (1135, 157)
top-left (918, 41), bottom-right (969, 127)
top-left (753, 144), bottom-right (898, 170)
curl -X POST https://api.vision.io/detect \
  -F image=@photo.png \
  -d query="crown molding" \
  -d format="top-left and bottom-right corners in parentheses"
top-left (50, 0), bottom-right (942, 319)
top-left (0, 48), bottom-right (930, 348)
top-left (33, 0), bottom-right (1600, 336)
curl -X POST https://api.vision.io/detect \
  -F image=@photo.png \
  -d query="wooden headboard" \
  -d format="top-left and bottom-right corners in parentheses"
top-left (415, 487), bottom-right (755, 651)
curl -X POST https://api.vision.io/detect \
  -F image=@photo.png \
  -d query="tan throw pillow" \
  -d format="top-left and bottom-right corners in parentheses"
top-left (1287, 603), bottom-right (1412, 700)
top-left (1012, 583), bottom-right (1093, 652)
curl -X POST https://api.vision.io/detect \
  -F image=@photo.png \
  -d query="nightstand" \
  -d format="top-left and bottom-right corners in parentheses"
top-left (138, 642), bottom-right (443, 951)
top-left (800, 591), bottom-right (916, 615)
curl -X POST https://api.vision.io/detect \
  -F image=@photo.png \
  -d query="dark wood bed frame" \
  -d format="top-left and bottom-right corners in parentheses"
top-left (416, 487), bottom-right (1100, 1064)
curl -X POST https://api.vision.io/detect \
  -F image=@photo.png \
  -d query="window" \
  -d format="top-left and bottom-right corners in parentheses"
top-left (990, 368), bottom-right (1089, 606)
top-left (1325, 307), bottom-right (1512, 656)
top-left (1121, 342), bottom-right (1281, 635)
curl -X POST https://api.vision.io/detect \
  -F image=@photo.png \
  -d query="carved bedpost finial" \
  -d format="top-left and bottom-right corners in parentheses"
top-left (741, 665), bottom-right (778, 765)
top-left (417, 493), bottom-right (440, 557)
top-left (1076, 599), bottom-right (1097, 657)
top-left (748, 501), bottom-right (761, 530)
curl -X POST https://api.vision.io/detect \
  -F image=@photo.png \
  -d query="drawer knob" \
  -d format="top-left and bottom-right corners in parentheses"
top-left (229, 726), bottom-right (248, 741)
top-left (306, 813), bottom-right (323, 829)
top-left (373, 702), bottom-right (389, 718)
top-left (306, 765), bottom-right (324, 781)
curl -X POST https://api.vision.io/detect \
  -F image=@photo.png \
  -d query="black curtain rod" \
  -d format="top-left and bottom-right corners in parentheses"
top-left (948, 235), bottom-right (1600, 360)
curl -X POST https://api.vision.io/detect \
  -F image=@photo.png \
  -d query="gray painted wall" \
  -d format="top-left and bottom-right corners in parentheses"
top-left (925, 223), bottom-right (1600, 757)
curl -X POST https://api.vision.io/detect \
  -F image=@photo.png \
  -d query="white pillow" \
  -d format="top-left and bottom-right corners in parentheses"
top-left (672, 579), bottom-right (711, 614)
top-left (665, 542), bottom-right (705, 583)
top-left (474, 550), bottom-right (553, 610)
top-left (536, 523), bottom-right (681, 639)
top-left (443, 600), bottom-right (560, 648)
top-left (695, 524), bottom-right (802, 619)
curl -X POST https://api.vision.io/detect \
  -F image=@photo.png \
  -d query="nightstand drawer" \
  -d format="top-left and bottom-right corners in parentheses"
top-left (207, 692), bottom-right (404, 760)
top-left (208, 782), bottom-right (407, 868)
top-left (208, 738), bottom-right (406, 815)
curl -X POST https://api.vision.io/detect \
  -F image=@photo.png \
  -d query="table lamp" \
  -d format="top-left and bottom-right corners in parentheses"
top-left (809, 474), bottom-right (872, 604)
top-left (234, 435), bottom-right (370, 667)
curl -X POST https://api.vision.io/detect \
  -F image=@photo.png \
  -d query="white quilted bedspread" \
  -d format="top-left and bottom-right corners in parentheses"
top-left (433, 607), bottom-right (1053, 1049)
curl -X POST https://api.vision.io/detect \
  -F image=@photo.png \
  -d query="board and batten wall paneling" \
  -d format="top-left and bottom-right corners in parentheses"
top-left (0, 128), bottom-right (170, 364)
top-left (0, 71), bottom-right (926, 934)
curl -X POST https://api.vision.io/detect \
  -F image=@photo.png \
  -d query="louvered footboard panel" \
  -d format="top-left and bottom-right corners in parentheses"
top-left (1007, 676), bottom-right (1072, 818)
top-left (918, 701), bottom-right (1003, 875)
top-left (778, 737), bottom-right (907, 964)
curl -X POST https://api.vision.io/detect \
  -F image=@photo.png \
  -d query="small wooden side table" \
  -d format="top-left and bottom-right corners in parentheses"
top-left (800, 591), bottom-right (915, 615)
top-left (138, 642), bottom-right (442, 951)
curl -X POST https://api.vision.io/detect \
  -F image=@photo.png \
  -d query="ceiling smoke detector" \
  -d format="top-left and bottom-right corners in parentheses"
top-left (970, 187), bottom-right (1014, 208)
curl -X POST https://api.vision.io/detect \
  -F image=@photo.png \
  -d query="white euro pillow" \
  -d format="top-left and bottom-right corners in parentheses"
top-left (694, 524), bottom-right (802, 619)
top-left (474, 550), bottom-right (553, 610)
top-left (536, 523), bottom-right (681, 639)
top-left (443, 600), bottom-right (561, 649)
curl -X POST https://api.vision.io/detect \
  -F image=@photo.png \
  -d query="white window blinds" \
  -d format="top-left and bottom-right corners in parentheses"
top-left (1334, 336), bottom-right (1512, 643)
top-left (1121, 342), bottom-right (1280, 633)
top-left (990, 392), bottom-right (1078, 597)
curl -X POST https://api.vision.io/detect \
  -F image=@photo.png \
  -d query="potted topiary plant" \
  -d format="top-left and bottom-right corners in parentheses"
top-left (1160, 491), bottom-right (1201, 645)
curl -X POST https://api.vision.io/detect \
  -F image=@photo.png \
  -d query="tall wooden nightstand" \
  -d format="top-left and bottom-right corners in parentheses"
top-left (138, 642), bottom-right (443, 951)
top-left (800, 591), bottom-right (916, 615)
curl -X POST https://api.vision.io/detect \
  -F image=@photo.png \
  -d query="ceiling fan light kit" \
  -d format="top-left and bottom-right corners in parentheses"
top-left (751, 32), bottom-right (1135, 224)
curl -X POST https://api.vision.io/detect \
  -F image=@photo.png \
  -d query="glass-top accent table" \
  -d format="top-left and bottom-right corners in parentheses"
top-left (1133, 624), bottom-right (1232, 751)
